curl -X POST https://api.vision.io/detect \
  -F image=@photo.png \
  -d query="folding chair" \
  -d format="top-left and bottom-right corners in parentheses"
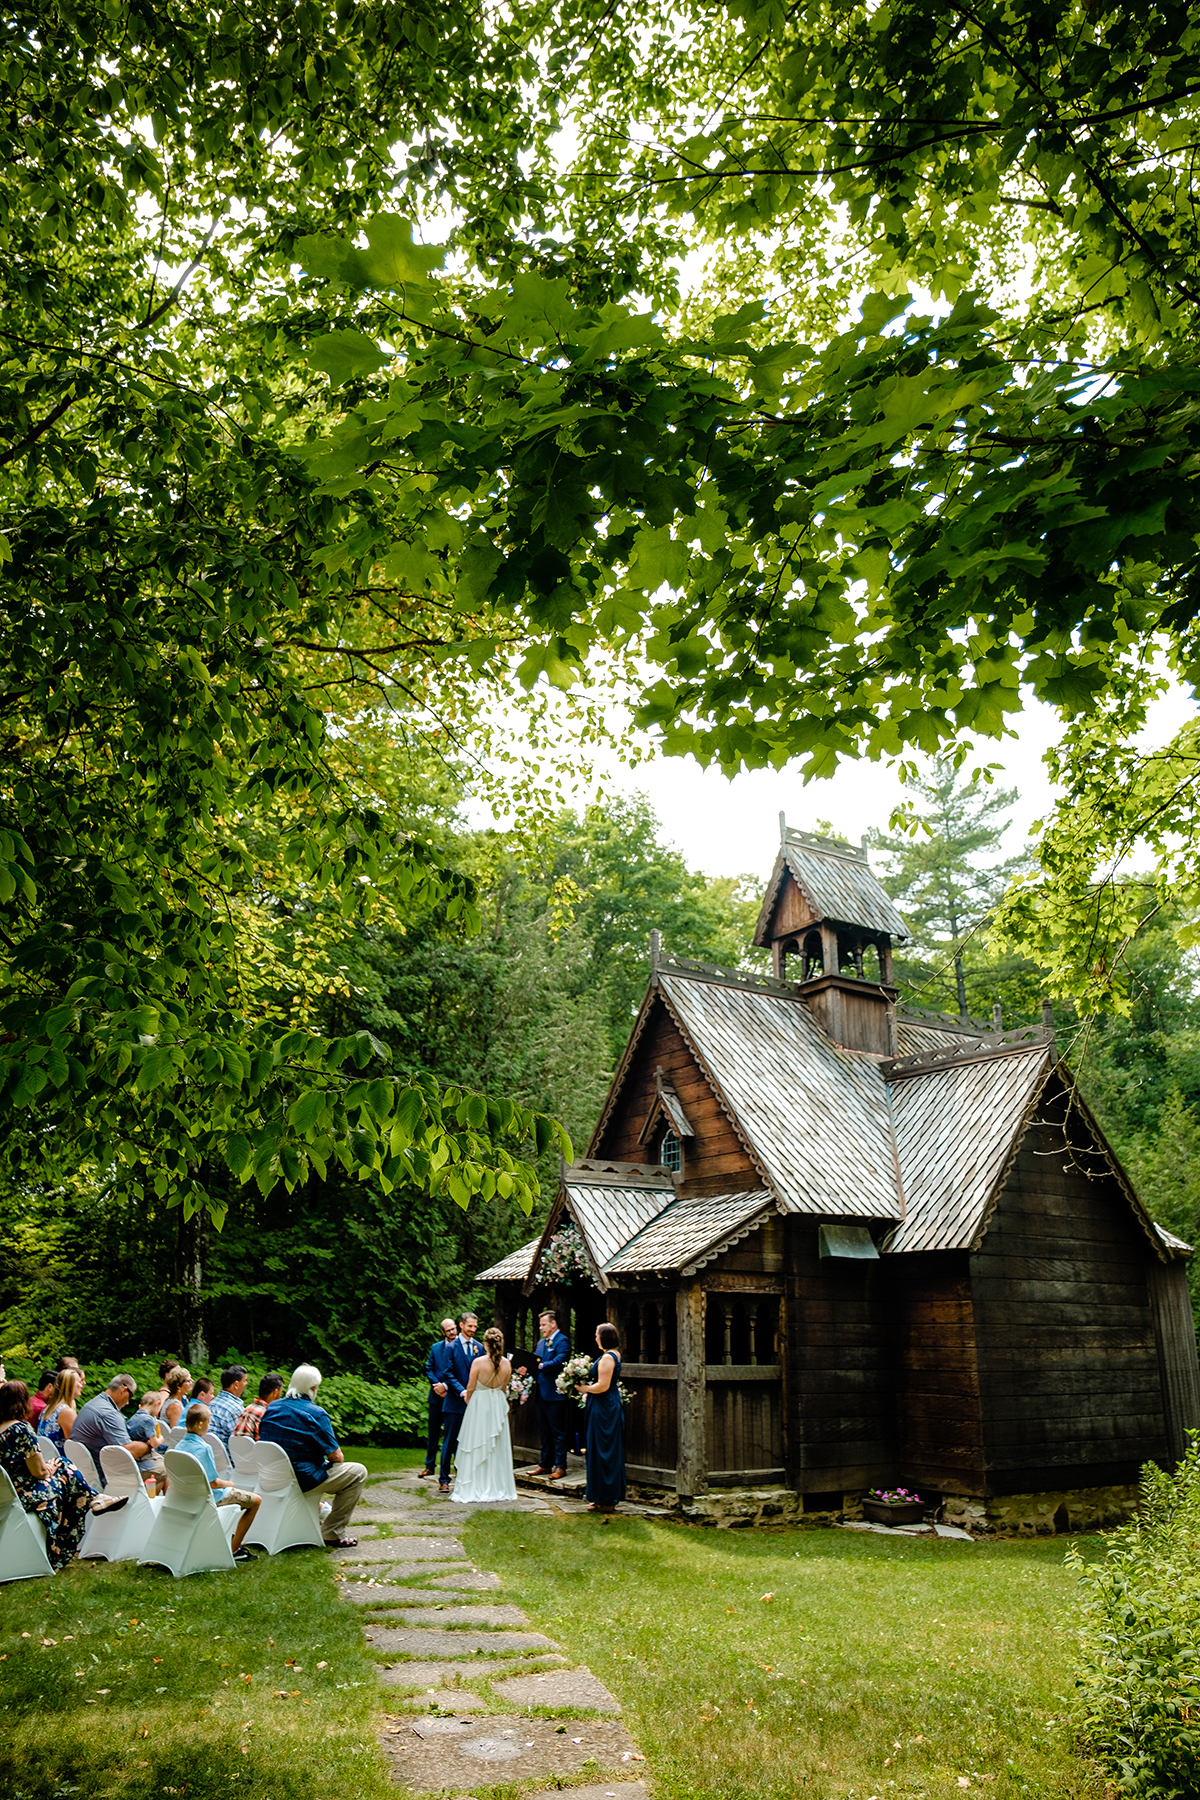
top-left (138, 1448), bottom-right (237, 1577)
top-left (80, 1447), bottom-right (162, 1562)
top-left (63, 1439), bottom-right (101, 1489)
top-left (0, 1466), bottom-right (55, 1583)
top-left (204, 1432), bottom-right (231, 1473)
top-left (229, 1435), bottom-right (259, 1482)
top-left (243, 1441), bottom-right (323, 1554)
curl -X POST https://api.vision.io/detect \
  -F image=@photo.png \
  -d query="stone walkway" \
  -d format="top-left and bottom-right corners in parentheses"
top-left (336, 1466), bottom-right (649, 1799)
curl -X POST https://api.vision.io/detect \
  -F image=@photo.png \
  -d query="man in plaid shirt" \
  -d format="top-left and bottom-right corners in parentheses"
top-left (232, 1372), bottom-right (284, 1440)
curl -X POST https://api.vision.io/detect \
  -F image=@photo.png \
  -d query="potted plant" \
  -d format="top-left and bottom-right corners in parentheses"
top-left (862, 1486), bottom-right (926, 1525)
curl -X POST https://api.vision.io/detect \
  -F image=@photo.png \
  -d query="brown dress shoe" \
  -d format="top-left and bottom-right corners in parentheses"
top-left (549, 1467), bottom-right (567, 1479)
top-left (525, 1466), bottom-right (550, 1476)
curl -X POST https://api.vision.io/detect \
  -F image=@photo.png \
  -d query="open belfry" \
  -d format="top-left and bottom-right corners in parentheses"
top-left (481, 821), bottom-right (1200, 1532)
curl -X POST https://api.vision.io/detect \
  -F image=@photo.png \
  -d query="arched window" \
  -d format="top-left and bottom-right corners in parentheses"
top-left (660, 1128), bottom-right (682, 1173)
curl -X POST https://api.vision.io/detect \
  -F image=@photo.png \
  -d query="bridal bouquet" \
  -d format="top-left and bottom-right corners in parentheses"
top-left (507, 1370), bottom-right (534, 1405)
top-left (556, 1353), bottom-right (595, 1407)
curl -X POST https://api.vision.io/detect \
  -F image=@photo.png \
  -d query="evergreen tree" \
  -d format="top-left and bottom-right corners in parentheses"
top-left (871, 761), bottom-right (1027, 1022)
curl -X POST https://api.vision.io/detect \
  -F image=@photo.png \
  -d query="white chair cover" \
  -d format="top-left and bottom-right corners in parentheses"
top-left (79, 1446), bottom-right (163, 1562)
top-left (138, 1448), bottom-right (237, 1577)
top-left (36, 1434), bottom-right (61, 1464)
top-left (244, 1441), bottom-right (323, 1555)
top-left (204, 1432), bottom-right (231, 1473)
top-left (0, 1465), bottom-right (55, 1584)
top-left (164, 1425), bottom-right (186, 1446)
top-left (229, 1435), bottom-right (259, 1481)
top-left (63, 1439), bottom-right (101, 1489)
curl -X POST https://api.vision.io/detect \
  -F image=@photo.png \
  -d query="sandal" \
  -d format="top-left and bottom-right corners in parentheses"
top-left (89, 1495), bottom-right (128, 1516)
top-left (324, 1535), bottom-right (358, 1549)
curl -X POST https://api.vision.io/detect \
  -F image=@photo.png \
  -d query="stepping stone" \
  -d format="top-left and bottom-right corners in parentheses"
top-left (364, 1627), bottom-right (560, 1658)
top-left (489, 1668), bottom-right (622, 1714)
top-left (379, 1713), bottom-right (637, 1788)
top-left (340, 1562), bottom-right (473, 1584)
top-left (370, 1604), bottom-right (530, 1628)
top-left (333, 1538), bottom-right (467, 1563)
top-left (566, 1785), bottom-right (651, 1800)
top-left (340, 1584), bottom-right (494, 1608)
top-left (376, 1654), bottom-right (565, 1691)
top-left (393, 1692), bottom-right (490, 1713)
top-left (435, 1569), bottom-right (501, 1592)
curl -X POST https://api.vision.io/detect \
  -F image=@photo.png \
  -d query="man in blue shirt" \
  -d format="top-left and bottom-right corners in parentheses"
top-left (208, 1365), bottom-right (249, 1448)
top-left (257, 1363), bottom-right (367, 1546)
top-left (531, 1309), bottom-right (571, 1478)
top-left (438, 1314), bottom-right (484, 1491)
top-left (174, 1402), bottom-right (262, 1559)
top-left (422, 1318), bottom-right (458, 1479)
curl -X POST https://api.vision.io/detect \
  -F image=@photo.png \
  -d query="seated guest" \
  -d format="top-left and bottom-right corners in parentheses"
top-left (233, 1372), bottom-right (283, 1440)
top-left (30, 1372), bottom-right (56, 1424)
top-left (157, 1358), bottom-right (180, 1382)
top-left (39, 1369), bottom-right (84, 1452)
top-left (173, 1402), bottom-right (261, 1561)
top-left (0, 1379), bottom-right (109, 1568)
top-left (258, 1363), bottom-right (366, 1548)
top-left (162, 1367), bottom-right (193, 1429)
top-left (191, 1377), bottom-right (216, 1409)
top-left (128, 1388), bottom-right (166, 1486)
top-left (69, 1373), bottom-right (151, 1479)
top-left (208, 1365), bottom-right (248, 1448)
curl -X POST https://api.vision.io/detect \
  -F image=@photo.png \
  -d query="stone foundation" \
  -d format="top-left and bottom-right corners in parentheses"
top-left (647, 1479), bottom-right (1142, 1533)
top-left (941, 1483), bottom-right (1140, 1537)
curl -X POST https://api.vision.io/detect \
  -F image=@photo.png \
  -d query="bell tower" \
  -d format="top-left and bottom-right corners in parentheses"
top-left (753, 816), bottom-right (910, 1055)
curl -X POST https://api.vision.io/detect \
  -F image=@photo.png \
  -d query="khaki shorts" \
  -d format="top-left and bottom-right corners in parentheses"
top-left (217, 1486), bottom-right (258, 1510)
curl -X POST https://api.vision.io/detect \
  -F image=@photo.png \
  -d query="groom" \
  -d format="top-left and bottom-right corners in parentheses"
top-left (530, 1308), bottom-right (570, 1479)
top-left (439, 1312), bottom-right (484, 1492)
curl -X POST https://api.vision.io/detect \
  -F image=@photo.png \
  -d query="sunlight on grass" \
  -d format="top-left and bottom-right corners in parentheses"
top-left (466, 1512), bottom-right (1108, 1800)
top-left (0, 1545), bottom-right (394, 1800)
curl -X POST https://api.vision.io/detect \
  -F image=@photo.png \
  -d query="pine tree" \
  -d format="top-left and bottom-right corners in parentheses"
top-left (871, 760), bottom-right (1026, 1022)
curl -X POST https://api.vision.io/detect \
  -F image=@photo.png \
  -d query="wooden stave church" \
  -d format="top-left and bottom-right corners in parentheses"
top-left (480, 824), bottom-right (1200, 1526)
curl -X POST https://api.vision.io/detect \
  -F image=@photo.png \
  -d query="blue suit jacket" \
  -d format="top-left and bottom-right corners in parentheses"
top-left (441, 1334), bottom-right (484, 1417)
top-left (535, 1330), bottom-right (570, 1403)
top-left (425, 1337), bottom-right (458, 1389)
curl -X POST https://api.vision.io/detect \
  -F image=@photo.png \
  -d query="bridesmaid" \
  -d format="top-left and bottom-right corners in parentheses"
top-left (581, 1323), bottom-right (625, 1513)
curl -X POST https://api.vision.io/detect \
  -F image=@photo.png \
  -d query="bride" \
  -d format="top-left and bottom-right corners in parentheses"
top-left (450, 1325), bottom-right (518, 1504)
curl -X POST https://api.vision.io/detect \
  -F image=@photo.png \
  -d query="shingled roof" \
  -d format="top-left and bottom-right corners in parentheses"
top-left (754, 828), bottom-right (910, 944)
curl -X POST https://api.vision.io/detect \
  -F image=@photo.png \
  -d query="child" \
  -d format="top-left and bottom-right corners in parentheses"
top-left (173, 1403), bottom-right (262, 1561)
top-left (128, 1387), bottom-right (166, 1491)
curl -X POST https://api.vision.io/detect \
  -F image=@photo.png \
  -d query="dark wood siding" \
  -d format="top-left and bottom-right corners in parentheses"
top-left (1148, 1259), bottom-right (1200, 1465)
top-left (623, 1372), bottom-right (679, 1481)
top-left (971, 1119), bottom-right (1169, 1493)
top-left (592, 996), bottom-right (760, 1186)
top-left (884, 1250), bottom-right (985, 1493)
top-left (784, 1216), bottom-right (897, 1491)
top-left (707, 1374), bottom-right (783, 1475)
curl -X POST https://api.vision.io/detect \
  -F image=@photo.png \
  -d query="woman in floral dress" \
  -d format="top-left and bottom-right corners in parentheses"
top-left (0, 1379), bottom-right (97, 1569)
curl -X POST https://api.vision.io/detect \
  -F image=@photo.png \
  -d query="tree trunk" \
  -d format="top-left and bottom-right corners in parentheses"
top-left (179, 1200), bottom-right (210, 1366)
top-left (954, 950), bottom-right (969, 1024)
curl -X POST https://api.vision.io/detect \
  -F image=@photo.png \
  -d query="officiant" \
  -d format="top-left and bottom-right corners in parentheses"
top-left (530, 1308), bottom-right (570, 1478)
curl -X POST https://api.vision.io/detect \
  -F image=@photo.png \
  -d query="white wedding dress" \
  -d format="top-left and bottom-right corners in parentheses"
top-left (451, 1370), bottom-right (518, 1504)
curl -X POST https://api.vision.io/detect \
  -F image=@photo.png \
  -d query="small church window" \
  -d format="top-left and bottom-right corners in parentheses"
top-left (660, 1128), bottom-right (682, 1172)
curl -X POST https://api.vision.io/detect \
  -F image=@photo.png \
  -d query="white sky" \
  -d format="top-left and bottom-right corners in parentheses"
top-left (579, 682), bottom-right (1197, 884)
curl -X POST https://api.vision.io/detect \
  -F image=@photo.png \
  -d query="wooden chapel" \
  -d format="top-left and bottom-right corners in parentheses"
top-left (480, 823), bottom-right (1200, 1526)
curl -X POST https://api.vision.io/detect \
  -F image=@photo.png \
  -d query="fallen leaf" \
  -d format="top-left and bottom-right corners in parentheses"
top-left (316, 1661), bottom-right (328, 1670)
top-left (759, 1594), bottom-right (774, 1603)
top-left (42, 1637), bottom-right (57, 1645)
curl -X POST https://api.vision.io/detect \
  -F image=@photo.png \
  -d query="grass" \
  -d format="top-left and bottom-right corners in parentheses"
top-left (354, 1444), bottom-right (427, 1478)
top-left (0, 1503), bottom-right (405, 1800)
top-left (463, 1510), bottom-right (1110, 1800)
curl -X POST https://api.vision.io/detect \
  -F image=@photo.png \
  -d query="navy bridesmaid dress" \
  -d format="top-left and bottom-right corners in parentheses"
top-left (584, 1353), bottom-right (625, 1508)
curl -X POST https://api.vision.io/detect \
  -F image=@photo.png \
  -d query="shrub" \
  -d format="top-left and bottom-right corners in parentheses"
top-left (0, 1350), bottom-right (426, 1446)
top-left (1071, 1441), bottom-right (1200, 1797)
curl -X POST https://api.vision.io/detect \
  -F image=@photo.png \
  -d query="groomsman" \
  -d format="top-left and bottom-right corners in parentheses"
top-left (439, 1312), bottom-right (485, 1491)
top-left (530, 1308), bottom-right (570, 1479)
top-left (421, 1317), bottom-right (458, 1479)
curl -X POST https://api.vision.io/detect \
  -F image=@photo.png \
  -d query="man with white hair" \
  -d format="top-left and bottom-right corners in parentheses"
top-left (257, 1363), bottom-right (367, 1547)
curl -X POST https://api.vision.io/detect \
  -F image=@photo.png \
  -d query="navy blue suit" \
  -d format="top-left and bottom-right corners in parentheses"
top-left (439, 1333), bottom-right (484, 1483)
top-left (535, 1329), bottom-right (571, 1470)
top-left (423, 1335), bottom-right (458, 1473)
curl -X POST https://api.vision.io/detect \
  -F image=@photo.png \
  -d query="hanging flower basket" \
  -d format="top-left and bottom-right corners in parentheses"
top-left (537, 1223), bottom-right (593, 1285)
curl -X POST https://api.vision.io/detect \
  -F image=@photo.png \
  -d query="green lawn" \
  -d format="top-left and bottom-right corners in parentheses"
top-left (464, 1512), bottom-right (1109, 1800)
top-left (0, 1539), bottom-right (395, 1800)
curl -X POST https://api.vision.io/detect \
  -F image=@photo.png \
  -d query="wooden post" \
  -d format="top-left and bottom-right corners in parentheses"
top-left (676, 1279), bottom-right (707, 1502)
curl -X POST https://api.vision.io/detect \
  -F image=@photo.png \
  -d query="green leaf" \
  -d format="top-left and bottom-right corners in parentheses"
top-left (308, 330), bottom-right (390, 387)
